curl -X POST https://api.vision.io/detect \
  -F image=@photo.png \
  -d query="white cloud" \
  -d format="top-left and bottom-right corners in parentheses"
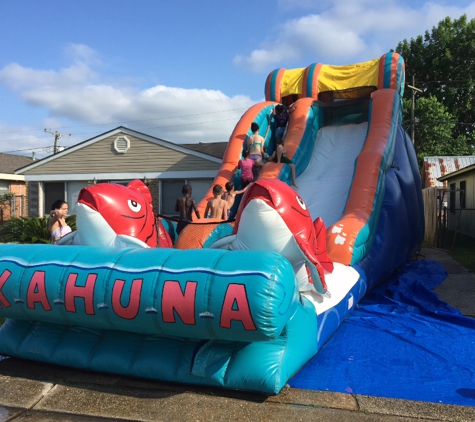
top-left (235, 0), bottom-right (475, 71)
top-left (0, 44), bottom-right (256, 157)
top-left (64, 43), bottom-right (101, 67)
top-left (0, 123), bottom-right (53, 158)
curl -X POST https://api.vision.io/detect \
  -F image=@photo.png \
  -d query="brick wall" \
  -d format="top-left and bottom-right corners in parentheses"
top-left (0, 181), bottom-right (29, 222)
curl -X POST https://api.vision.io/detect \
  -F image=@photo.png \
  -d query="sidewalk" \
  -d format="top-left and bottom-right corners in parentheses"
top-left (1, 247), bottom-right (475, 422)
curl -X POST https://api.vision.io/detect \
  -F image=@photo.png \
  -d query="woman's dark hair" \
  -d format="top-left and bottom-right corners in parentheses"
top-left (251, 122), bottom-right (259, 132)
top-left (51, 200), bottom-right (67, 211)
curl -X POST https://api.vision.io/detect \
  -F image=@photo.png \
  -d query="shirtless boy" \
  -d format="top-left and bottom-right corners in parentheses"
top-left (175, 184), bottom-right (201, 234)
top-left (205, 185), bottom-right (228, 220)
top-left (222, 181), bottom-right (249, 220)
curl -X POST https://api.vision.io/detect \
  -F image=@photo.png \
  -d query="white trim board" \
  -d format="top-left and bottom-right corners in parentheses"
top-left (24, 170), bottom-right (219, 182)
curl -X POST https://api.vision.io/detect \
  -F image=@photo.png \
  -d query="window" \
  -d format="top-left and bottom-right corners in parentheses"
top-left (449, 183), bottom-right (456, 213)
top-left (44, 182), bottom-right (65, 216)
top-left (113, 136), bottom-right (130, 153)
top-left (460, 181), bottom-right (466, 209)
top-left (0, 181), bottom-right (9, 194)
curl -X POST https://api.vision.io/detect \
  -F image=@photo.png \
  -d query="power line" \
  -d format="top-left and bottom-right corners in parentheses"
top-left (0, 145), bottom-right (52, 154)
top-left (0, 115), bottom-right (242, 155)
top-left (0, 115), bottom-right (241, 145)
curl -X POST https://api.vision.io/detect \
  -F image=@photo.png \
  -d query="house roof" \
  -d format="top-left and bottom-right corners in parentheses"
top-left (438, 163), bottom-right (475, 182)
top-left (0, 153), bottom-right (34, 174)
top-left (15, 126), bottom-right (225, 175)
top-left (422, 156), bottom-right (475, 188)
top-left (182, 142), bottom-right (228, 159)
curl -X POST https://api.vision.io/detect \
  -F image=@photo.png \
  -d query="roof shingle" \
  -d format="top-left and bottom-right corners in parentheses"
top-left (0, 153), bottom-right (35, 174)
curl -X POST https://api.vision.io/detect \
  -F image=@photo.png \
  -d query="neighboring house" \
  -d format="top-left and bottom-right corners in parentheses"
top-left (421, 156), bottom-right (475, 245)
top-left (438, 163), bottom-right (475, 239)
top-left (0, 153), bottom-right (34, 222)
top-left (422, 156), bottom-right (475, 190)
top-left (15, 127), bottom-right (227, 217)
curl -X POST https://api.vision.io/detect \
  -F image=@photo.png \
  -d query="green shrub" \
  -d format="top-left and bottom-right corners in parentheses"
top-left (0, 215), bottom-right (76, 244)
top-left (65, 215), bottom-right (77, 232)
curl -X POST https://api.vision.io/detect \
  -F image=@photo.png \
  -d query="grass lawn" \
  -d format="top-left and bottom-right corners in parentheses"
top-left (446, 232), bottom-right (475, 274)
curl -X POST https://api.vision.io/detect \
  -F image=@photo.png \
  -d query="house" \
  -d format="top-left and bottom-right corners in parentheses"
top-left (421, 156), bottom-right (475, 245)
top-left (422, 156), bottom-right (475, 189)
top-left (0, 153), bottom-right (34, 222)
top-left (15, 127), bottom-right (227, 217)
top-left (438, 163), bottom-right (475, 239)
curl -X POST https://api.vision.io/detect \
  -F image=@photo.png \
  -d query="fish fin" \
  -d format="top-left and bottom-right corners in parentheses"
top-left (209, 235), bottom-right (237, 249)
top-left (313, 217), bottom-right (334, 273)
top-left (116, 235), bottom-right (149, 249)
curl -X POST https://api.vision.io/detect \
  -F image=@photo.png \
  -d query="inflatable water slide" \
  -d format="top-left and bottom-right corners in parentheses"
top-left (0, 53), bottom-right (424, 394)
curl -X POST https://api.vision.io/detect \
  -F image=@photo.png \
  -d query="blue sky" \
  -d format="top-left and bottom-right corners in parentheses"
top-left (1, 0), bottom-right (475, 158)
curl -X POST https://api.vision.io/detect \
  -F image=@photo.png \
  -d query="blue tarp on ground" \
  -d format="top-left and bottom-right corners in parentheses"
top-left (289, 259), bottom-right (475, 406)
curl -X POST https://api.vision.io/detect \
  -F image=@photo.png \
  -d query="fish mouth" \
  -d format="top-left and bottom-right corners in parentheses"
top-left (78, 188), bottom-right (98, 212)
top-left (75, 203), bottom-right (117, 245)
top-left (290, 205), bottom-right (308, 217)
top-left (120, 214), bottom-right (144, 220)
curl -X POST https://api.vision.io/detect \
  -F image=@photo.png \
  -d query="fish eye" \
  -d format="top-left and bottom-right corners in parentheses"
top-left (128, 199), bottom-right (142, 213)
top-left (296, 195), bottom-right (307, 211)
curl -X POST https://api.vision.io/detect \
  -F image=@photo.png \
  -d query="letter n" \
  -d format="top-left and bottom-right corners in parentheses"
top-left (112, 278), bottom-right (143, 320)
top-left (0, 269), bottom-right (12, 309)
top-left (65, 273), bottom-right (96, 315)
top-left (220, 284), bottom-right (256, 330)
top-left (27, 271), bottom-right (52, 311)
top-left (162, 280), bottom-right (196, 325)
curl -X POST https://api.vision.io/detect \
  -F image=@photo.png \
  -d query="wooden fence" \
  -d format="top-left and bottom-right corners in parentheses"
top-left (422, 187), bottom-right (439, 246)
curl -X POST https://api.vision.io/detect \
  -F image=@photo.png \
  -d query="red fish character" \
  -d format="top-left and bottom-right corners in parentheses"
top-left (59, 180), bottom-right (172, 248)
top-left (210, 179), bottom-right (333, 296)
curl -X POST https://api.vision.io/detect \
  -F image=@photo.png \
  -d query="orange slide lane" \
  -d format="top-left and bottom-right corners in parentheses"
top-left (196, 101), bottom-right (276, 217)
top-left (258, 98), bottom-right (315, 181)
top-left (326, 89), bottom-right (397, 265)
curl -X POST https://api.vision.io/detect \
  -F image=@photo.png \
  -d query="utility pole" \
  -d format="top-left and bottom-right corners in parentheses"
top-left (407, 76), bottom-right (423, 145)
top-left (44, 129), bottom-right (71, 154)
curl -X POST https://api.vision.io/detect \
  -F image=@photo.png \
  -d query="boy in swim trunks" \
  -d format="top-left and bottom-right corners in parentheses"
top-left (222, 181), bottom-right (249, 220)
top-left (204, 185), bottom-right (228, 220)
top-left (175, 184), bottom-right (201, 234)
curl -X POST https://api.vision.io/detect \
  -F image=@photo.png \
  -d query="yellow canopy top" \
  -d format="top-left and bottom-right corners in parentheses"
top-left (279, 58), bottom-right (380, 97)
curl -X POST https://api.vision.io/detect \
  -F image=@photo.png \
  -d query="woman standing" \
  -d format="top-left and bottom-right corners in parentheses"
top-left (48, 200), bottom-right (72, 244)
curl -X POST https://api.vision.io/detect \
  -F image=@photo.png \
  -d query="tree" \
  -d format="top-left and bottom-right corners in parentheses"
top-left (403, 96), bottom-right (471, 167)
top-left (396, 14), bottom-right (475, 156)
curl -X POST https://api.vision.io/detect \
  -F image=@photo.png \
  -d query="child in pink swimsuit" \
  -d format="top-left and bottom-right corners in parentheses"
top-left (236, 149), bottom-right (254, 188)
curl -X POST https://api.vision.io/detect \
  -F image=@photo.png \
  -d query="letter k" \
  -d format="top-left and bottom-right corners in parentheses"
top-left (0, 269), bottom-right (12, 308)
